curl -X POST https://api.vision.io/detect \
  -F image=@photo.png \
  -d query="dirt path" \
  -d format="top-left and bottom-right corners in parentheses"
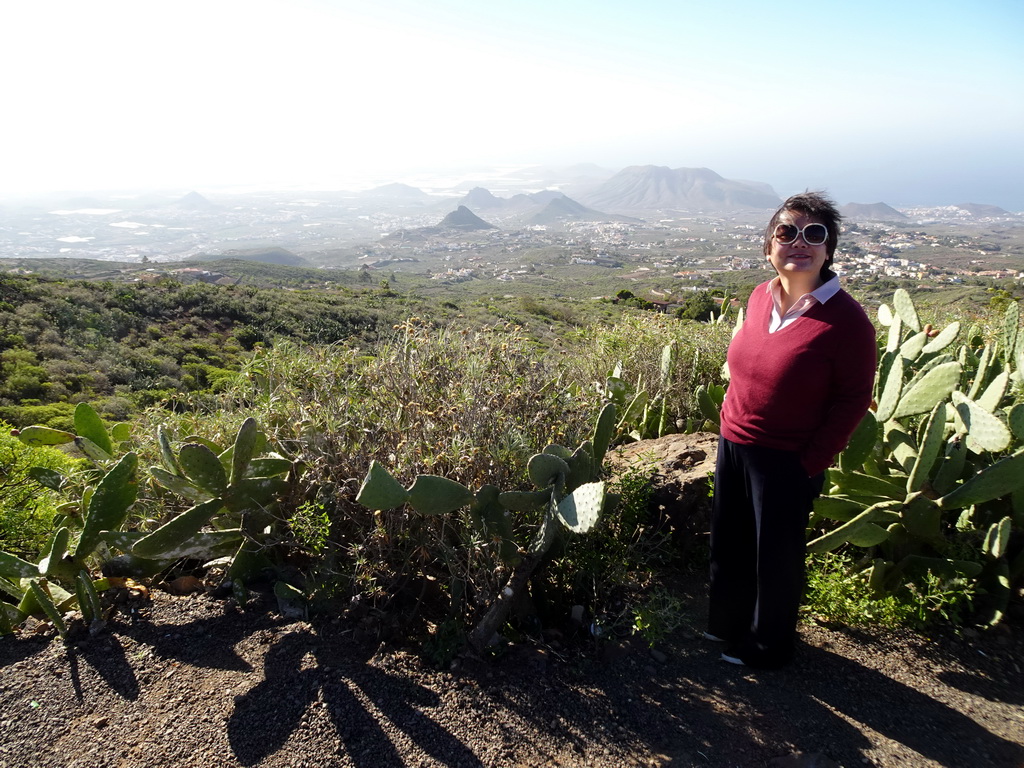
top-left (1, 578), bottom-right (1022, 768)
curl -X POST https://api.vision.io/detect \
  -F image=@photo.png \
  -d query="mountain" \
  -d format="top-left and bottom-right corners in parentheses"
top-left (580, 166), bottom-right (780, 212)
top-left (360, 183), bottom-right (431, 202)
top-left (460, 187), bottom-right (506, 210)
top-left (529, 196), bottom-right (609, 225)
top-left (439, 205), bottom-right (496, 231)
top-left (840, 202), bottom-right (907, 221)
top-left (954, 203), bottom-right (1010, 218)
top-left (176, 191), bottom-right (217, 211)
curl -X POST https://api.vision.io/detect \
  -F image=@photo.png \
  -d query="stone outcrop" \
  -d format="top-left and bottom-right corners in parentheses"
top-left (608, 432), bottom-right (718, 561)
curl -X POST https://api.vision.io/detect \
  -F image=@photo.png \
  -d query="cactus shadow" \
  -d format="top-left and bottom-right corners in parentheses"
top-left (125, 606), bottom-right (260, 673)
top-left (67, 634), bottom-right (140, 701)
top-left (0, 632), bottom-right (50, 667)
top-left (793, 642), bottom-right (1024, 765)
top-left (227, 628), bottom-right (479, 767)
top-left (473, 632), bottom-right (1024, 767)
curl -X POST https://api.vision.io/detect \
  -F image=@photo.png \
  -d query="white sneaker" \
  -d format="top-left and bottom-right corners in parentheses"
top-left (720, 650), bottom-right (745, 665)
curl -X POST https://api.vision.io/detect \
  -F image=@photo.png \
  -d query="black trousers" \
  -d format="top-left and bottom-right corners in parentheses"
top-left (708, 436), bottom-right (824, 654)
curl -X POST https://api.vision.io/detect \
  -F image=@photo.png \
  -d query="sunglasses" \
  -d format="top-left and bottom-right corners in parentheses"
top-left (773, 222), bottom-right (829, 246)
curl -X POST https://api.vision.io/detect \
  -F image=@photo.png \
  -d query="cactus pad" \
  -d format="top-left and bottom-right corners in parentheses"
top-left (893, 288), bottom-right (921, 332)
top-left (892, 361), bottom-right (960, 420)
top-left (555, 481), bottom-right (604, 533)
top-left (355, 461), bottom-right (409, 511)
top-left (74, 402), bottom-right (113, 457)
top-left (407, 475), bottom-right (475, 515)
top-left (74, 452), bottom-right (139, 559)
top-left (938, 448), bottom-right (1024, 510)
top-left (528, 453), bottom-right (570, 489)
top-left (951, 391), bottom-right (1011, 454)
top-left (16, 426), bottom-right (76, 447)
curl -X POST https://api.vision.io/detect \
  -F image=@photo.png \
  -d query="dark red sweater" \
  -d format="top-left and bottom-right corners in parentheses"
top-left (720, 281), bottom-right (877, 476)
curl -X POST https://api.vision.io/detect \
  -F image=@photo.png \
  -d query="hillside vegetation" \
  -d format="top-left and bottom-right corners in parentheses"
top-left (1, 261), bottom-right (1023, 658)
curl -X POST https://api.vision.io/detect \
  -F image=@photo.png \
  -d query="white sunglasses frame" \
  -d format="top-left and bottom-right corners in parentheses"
top-left (772, 222), bottom-right (829, 246)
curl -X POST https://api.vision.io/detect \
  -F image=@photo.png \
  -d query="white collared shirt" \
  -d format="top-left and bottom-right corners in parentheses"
top-left (767, 275), bottom-right (840, 333)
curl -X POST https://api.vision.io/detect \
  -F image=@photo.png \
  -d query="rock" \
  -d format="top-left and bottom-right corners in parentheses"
top-left (166, 576), bottom-right (204, 595)
top-left (608, 432), bottom-right (718, 557)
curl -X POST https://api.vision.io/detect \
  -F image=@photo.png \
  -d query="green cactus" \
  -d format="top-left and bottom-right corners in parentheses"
top-left (983, 516), bottom-right (1012, 560)
top-left (73, 452), bottom-right (139, 560)
top-left (891, 361), bottom-right (960, 420)
top-left (75, 570), bottom-right (103, 627)
top-left (875, 354), bottom-right (904, 422)
top-left (178, 443), bottom-right (229, 495)
top-left (142, 419), bottom-right (294, 581)
top-left (807, 501), bottom-right (902, 554)
top-left (937, 448), bottom-right (1024, 510)
top-left (74, 402), bottom-right (113, 457)
top-left (808, 290), bottom-right (1024, 624)
top-left (27, 580), bottom-right (68, 638)
top-left (967, 343), bottom-right (995, 401)
top-left (1003, 301), bottom-right (1020, 365)
top-left (355, 405), bottom-right (614, 651)
top-left (1008, 404), bottom-right (1024, 442)
top-left (921, 321), bottom-right (960, 355)
top-left (407, 475), bottom-right (476, 516)
top-left (527, 452), bottom-right (570, 490)
top-left (16, 425), bottom-right (76, 447)
top-left (893, 288), bottom-right (921, 332)
top-left (950, 391), bottom-right (1011, 454)
top-left (906, 403), bottom-right (948, 494)
top-left (839, 410), bottom-right (879, 472)
top-left (695, 383), bottom-right (724, 428)
top-left (554, 481), bottom-right (605, 533)
top-left (132, 498), bottom-right (226, 559)
top-left (591, 402), bottom-right (616, 468)
top-left (0, 550), bottom-right (37, 580)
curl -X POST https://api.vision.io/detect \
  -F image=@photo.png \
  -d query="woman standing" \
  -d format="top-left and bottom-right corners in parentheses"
top-left (707, 192), bottom-right (876, 669)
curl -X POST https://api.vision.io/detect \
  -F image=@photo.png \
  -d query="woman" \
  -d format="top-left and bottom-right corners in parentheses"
top-left (707, 192), bottom-right (876, 669)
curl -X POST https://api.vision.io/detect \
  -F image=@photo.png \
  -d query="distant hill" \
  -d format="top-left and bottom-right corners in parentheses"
top-left (191, 247), bottom-right (309, 266)
top-left (176, 191), bottom-right (217, 211)
top-left (529, 196), bottom-right (609, 225)
top-left (360, 183), bottom-right (431, 202)
top-left (954, 203), bottom-right (1010, 218)
top-left (452, 188), bottom-right (623, 224)
top-left (460, 188), bottom-right (506, 210)
top-left (840, 202), bottom-right (907, 221)
top-left (439, 205), bottom-right (496, 231)
top-left (580, 166), bottom-right (780, 211)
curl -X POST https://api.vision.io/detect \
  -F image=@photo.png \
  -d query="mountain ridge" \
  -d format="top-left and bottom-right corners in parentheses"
top-left (580, 166), bottom-right (781, 212)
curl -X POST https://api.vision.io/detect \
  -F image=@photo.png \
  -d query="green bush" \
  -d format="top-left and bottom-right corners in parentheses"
top-left (0, 421), bottom-right (81, 558)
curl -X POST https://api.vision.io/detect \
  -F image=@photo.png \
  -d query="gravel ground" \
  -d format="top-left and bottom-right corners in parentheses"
top-left (1, 575), bottom-right (1022, 768)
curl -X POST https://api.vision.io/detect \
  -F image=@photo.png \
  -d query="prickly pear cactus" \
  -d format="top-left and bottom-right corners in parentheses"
top-left (354, 404), bottom-right (616, 650)
top-left (810, 291), bottom-right (1024, 624)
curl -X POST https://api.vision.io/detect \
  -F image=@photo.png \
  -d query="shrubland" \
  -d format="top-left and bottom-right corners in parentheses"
top-left (1, 266), bottom-right (1023, 655)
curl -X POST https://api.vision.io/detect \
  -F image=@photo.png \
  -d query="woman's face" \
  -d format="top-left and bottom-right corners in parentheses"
top-left (767, 210), bottom-right (829, 280)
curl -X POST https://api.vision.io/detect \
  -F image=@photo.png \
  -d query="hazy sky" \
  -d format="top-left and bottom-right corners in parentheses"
top-left (3, 0), bottom-right (1023, 207)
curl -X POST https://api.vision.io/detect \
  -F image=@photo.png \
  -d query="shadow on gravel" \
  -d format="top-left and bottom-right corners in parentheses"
top-left (227, 628), bottom-right (479, 768)
top-left (477, 635), bottom-right (1024, 767)
top-left (790, 644), bottom-right (1023, 766)
top-left (125, 606), bottom-right (257, 673)
top-left (67, 634), bottom-right (139, 702)
top-left (926, 633), bottom-right (1023, 706)
top-left (0, 633), bottom-right (49, 666)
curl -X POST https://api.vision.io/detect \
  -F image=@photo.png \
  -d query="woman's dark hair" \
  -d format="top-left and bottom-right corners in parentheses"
top-left (762, 191), bottom-right (842, 278)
